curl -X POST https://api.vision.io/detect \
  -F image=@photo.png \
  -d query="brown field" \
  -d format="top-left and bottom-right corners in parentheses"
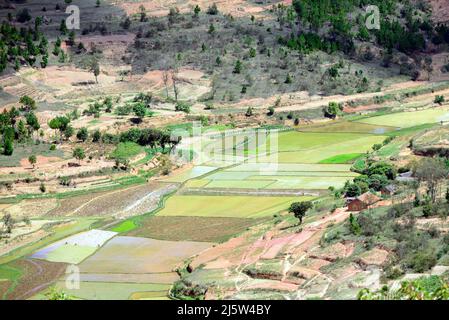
top-left (126, 216), bottom-right (267, 243)
top-left (47, 183), bottom-right (174, 218)
top-left (1, 259), bottom-right (67, 300)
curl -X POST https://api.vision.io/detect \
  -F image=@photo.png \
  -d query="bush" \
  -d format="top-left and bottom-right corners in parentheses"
top-left (434, 95), bottom-right (445, 105)
top-left (175, 102), bottom-right (191, 114)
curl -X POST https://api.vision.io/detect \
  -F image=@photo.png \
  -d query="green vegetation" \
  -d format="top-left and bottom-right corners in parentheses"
top-left (157, 195), bottom-right (312, 218)
top-left (358, 276), bottom-right (449, 300)
top-left (110, 142), bottom-right (144, 161)
top-left (111, 220), bottom-right (138, 233)
top-left (319, 153), bottom-right (362, 164)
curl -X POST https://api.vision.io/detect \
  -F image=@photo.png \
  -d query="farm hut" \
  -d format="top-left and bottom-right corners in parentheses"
top-left (381, 184), bottom-right (398, 197)
top-left (347, 192), bottom-right (381, 212)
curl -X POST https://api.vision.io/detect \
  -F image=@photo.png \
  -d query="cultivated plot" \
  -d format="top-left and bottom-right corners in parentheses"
top-left (31, 229), bottom-right (117, 264)
top-left (260, 135), bottom-right (386, 163)
top-left (126, 216), bottom-right (267, 242)
top-left (299, 121), bottom-right (397, 134)
top-left (51, 281), bottom-right (170, 300)
top-left (157, 195), bottom-right (312, 218)
top-left (356, 108), bottom-right (449, 128)
top-left (78, 236), bottom-right (213, 273)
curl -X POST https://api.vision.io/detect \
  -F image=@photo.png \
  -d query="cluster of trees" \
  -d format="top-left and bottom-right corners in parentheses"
top-left (344, 160), bottom-right (397, 197)
top-left (281, 32), bottom-right (344, 55)
top-left (323, 101), bottom-right (343, 119)
top-left (115, 127), bottom-right (181, 151)
top-left (0, 18), bottom-right (49, 73)
top-left (0, 96), bottom-right (40, 155)
top-left (277, 0), bottom-right (434, 68)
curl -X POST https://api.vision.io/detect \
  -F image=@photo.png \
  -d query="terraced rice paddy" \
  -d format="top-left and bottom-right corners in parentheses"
top-left (78, 236), bottom-right (213, 273)
top-left (125, 216), bottom-right (267, 242)
top-left (51, 281), bottom-right (171, 300)
top-left (356, 107), bottom-right (449, 128)
top-left (300, 121), bottom-right (396, 134)
top-left (157, 195), bottom-right (311, 218)
top-left (31, 230), bottom-right (117, 264)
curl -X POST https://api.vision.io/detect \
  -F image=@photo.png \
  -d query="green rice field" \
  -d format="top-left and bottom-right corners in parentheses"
top-left (157, 195), bottom-right (313, 218)
top-left (356, 108), bottom-right (449, 128)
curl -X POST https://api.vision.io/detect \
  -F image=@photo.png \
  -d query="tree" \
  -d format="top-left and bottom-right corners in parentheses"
top-left (366, 162), bottom-right (397, 180)
top-left (288, 201), bottom-right (313, 224)
top-left (60, 19), bottom-right (68, 35)
top-left (133, 102), bottom-right (146, 122)
top-left (16, 9), bottom-right (32, 23)
top-left (3, 137), bottom-right (13, 156)
top-left (139, 5), bottom-right (147, 22)
top-left (175, 102), bottom-right (191, 113)
top-left (90, 59), bottom-right (100, 83)
top-left (435, 95), bottom-right (445, 105)
top-left (233, 60), bottom-right (242, 74)
top-left (73, 147), bottom-right (85, 164)
top-left (67, 31), bottom-right (76, 46)
top-left (323, 101), bottom-right (343, 119)
top-left (28, 155), bottom-right (37, 168)
top-left (48, 116), bottom-right (70, 141)
top-left (1, 213), bottom-right (14, 234)
top-left (193, 5), bottom-right (201, 17)
top-left (207, 3), bottom-right (219, 15)
top-left (76, 127), bottom-right (89, 142)
top-left (92, 130), bottom-right (101, 142)
top-left (25, 112), bottom-right (40, 137)
top-left (19, 95), bottom-right (37, 113)
top-left (208, 23), bottom-right (216, 35)
top-left (64, 125), bottom-right (74, 140)
top-left (414, 158), bottom-right (448, 203)
top-left (348, 213), bottom-right (361, 235)
top-left (345, 183), bottom-right (362, 197)
top-left (17, 120), bottom-right (28, 143)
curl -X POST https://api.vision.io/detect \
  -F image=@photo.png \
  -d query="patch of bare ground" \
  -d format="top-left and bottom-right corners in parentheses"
top-left (309, 242), bottom-right (355, 262)
top-left (356, 248), bottom-right (390, 269)
top-left (415, 217), bottom-right (449, 232)
top-left (429, 0), bottom-right (449, 23)
top-left (115, 0), bottom-right (285, 18)
top-left (3, 259), bottom-right (67, 300)
top-left (243, 279), bottom-right (299, 292)
top-left (0, 230), bottom-right (49, 258)
top-left (2, 198), bottom-right (58, 219)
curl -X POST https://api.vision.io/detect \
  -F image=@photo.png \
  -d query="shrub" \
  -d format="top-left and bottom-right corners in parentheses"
top-left (175, 102), bottom-right (191, 114)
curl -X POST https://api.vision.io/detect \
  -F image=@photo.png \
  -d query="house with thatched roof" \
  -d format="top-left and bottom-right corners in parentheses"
top-left (347, 192), bottom-right (381, 212)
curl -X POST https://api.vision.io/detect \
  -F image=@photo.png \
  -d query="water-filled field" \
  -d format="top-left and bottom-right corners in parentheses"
top-left (31, 230), bottom-right (117, 264)
top-left (78, 236), bottom-right (213, 273)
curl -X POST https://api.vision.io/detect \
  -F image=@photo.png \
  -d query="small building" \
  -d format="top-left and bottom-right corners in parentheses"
top-left (347, 192), bottom-right (381, 212)
top-left (381, 184), bottom-right (397, 196)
